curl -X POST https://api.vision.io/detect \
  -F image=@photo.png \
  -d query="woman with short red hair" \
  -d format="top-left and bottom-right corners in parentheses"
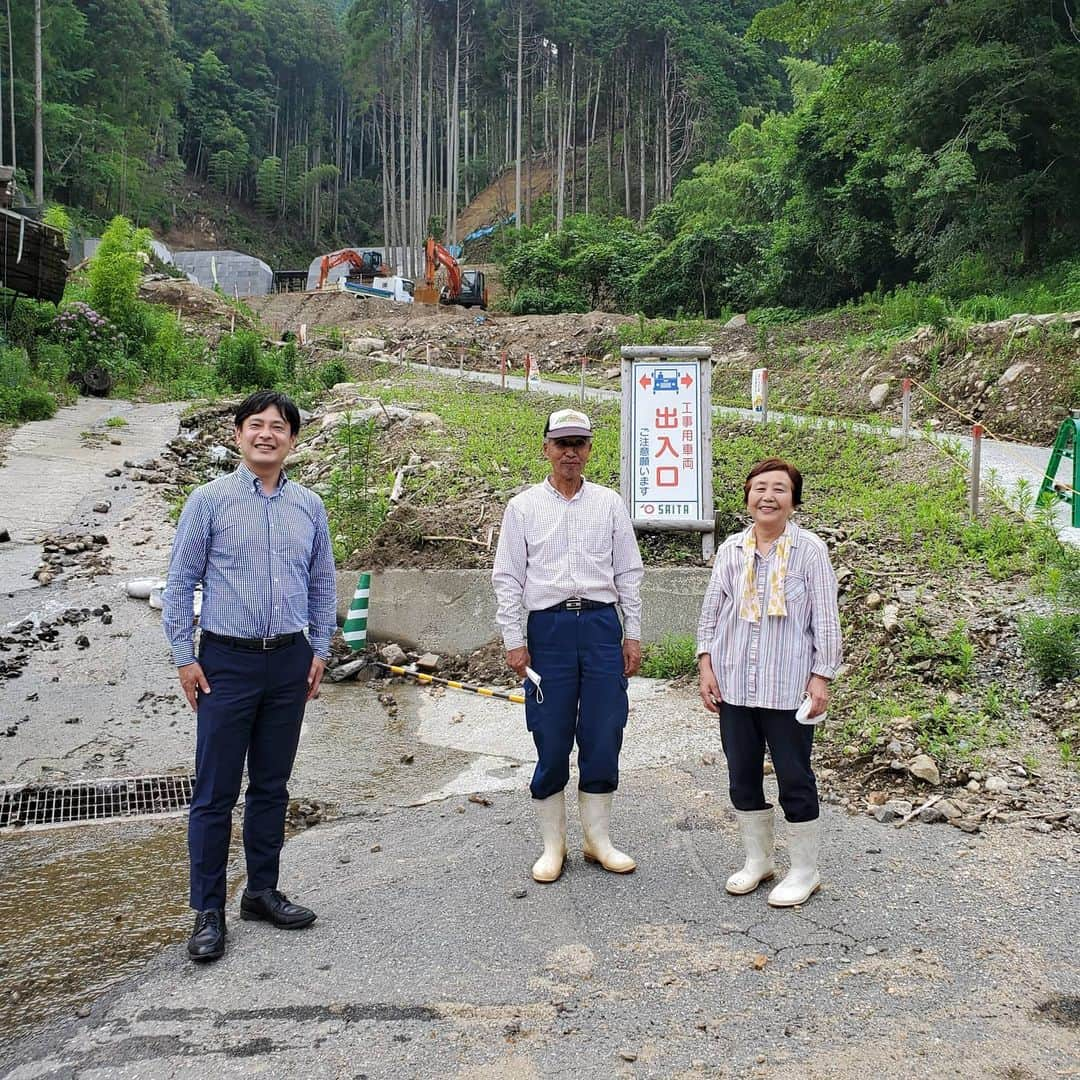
top-left (695, 458), bottom-right (842, 907)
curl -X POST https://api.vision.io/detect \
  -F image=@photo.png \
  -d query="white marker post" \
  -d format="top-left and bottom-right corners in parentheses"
top-left (970, 424), bottom-right (984, 521)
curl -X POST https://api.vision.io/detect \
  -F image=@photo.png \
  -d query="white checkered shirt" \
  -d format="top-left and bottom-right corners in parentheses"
top-left (695, 523), bottom-right (842, 710)
top-left (492, 478), bottom-right (644, 650)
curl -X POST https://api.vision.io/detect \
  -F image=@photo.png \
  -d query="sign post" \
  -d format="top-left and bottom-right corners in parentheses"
top-left (620, 345), bottom-right (715, 561)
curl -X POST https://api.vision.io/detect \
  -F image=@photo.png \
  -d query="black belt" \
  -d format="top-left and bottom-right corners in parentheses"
top-left (202, 630), bottom-right (303, 652)
top-left (542, 599), bottom-right (614, 612)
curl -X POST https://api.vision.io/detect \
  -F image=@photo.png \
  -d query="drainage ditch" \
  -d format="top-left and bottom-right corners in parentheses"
top-left (0, 774), bottom-right (194, 832)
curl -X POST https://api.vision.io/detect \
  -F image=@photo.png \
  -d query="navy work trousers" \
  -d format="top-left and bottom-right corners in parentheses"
top-left (188, 635), bottom-right (311, 911)
top-left (524, 605), bottom-right (628, 800)
top-left (719, 702), bottom-right (819, 823)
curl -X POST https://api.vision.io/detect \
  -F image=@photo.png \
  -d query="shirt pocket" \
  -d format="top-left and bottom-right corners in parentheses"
top-left (783, 574), bottom-right (808, 604)
top-left (583, 520), bottom-right (613, 556)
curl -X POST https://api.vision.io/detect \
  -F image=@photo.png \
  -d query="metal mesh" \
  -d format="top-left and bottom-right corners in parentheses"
top-left (0, 774), bottom-right (194, 832)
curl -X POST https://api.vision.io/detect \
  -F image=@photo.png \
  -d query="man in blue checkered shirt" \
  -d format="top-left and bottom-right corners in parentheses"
top-left (163, 390), bottom-right (336, 963)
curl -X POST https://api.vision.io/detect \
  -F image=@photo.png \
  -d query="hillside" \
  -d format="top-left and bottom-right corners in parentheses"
top-left (455, 160), bottom-right (556, 242)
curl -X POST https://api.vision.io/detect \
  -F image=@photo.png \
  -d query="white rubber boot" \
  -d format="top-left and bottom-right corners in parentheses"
top-left (531, 792), bottom-right (567, 883)
top-left (767, 818), bottom-right (821, 907)
top-left (579, 792), bottom-right (636, 874)
top-left (725, 808), bottom-right (776, 895)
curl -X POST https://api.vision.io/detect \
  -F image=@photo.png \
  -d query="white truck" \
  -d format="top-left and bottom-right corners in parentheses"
top-left (340, 275), bottom-right (415, 303)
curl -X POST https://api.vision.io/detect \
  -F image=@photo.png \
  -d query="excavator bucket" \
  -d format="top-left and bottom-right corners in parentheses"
top-left (413, 284), bottom-right (440, 305)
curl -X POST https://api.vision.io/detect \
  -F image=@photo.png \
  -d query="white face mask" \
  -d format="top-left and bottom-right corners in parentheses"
top-left (525, 666), bottom-right (544, 704)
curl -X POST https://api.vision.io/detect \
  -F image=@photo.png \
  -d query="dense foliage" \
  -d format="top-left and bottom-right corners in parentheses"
top-left (3, 0), bottom-right (780, 255)
top-left (499, 0), bottom-right (1080, 316)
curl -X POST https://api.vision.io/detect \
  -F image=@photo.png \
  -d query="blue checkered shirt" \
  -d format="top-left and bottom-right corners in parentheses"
top-left (163, 463), bottom-right (337, 666)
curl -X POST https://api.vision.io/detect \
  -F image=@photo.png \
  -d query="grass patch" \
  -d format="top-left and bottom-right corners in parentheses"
top-left (640, 634), bottom-right (699, 680)
top-left (1018, 612), bottom-right (1080, 684)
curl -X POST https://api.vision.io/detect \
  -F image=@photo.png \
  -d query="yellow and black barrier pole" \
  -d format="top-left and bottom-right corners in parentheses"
top-left (377, 663), bottom-right (525, 705)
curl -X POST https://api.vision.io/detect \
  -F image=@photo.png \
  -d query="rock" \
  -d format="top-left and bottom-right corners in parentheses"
top-left (966, 779), bottom-right (982, 792)
top-left (983, 775), bottom-right (1009, 794)
top-left (919, 804), bottom-right (949, 824)
top-left (870, 799), bottom-right (912, 823)
top-left (346, 336), bottom-right (387, 355)
top-left (327, 658), bottom-right (368, 682)
top-left (724, 314), bottom-right (748, 329)
top-left (865, 591), bottom-right (883, 611)
top-left (603, 367), bottom-right (620, 379)
top-left (997, 362), bottom-right (1031, 387)
top-left (869, 382), bottom-right (891, 408)
top-left (908, 754), bottom-right (941, 785)
top-left (835, 566), bottom-right (853, 589)
top-left (415, 652), bottom-right (440, 672)
top-left (511, 887), bottom-right (527, 899)
top-left (936, 799), bottom-right (962, 821)
top-left (380, 643), bottom-right (408, 666)
top-left (410, 411), bottom-right (445, 430)
top-left (618, 1050), bottom-right (639, 1062)
top-left (104, 468), bottom-right (121, 478)
top-left (882, 604), bottom-right (901, 634)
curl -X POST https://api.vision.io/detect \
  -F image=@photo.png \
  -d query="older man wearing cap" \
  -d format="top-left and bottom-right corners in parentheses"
top-left (492, 407), bottom-right (644, 883)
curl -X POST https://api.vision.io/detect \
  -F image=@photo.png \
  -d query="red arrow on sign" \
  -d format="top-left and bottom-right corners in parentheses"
top-left (680, 373), bottom-right (694, 387)
top-left (639, 374), bottom-right (652, 388)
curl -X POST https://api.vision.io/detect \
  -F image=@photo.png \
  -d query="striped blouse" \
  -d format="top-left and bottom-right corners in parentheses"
top-left (695, 522), bottom-right (842, 711)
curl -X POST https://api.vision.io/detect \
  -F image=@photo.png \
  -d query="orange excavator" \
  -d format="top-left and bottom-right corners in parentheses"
top-left (316, 249), bottom-right (392, 290)
top-left (415, 237), bottom-right (488, 309)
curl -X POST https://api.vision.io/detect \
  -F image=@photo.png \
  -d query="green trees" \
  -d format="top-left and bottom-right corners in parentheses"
top-left (500, 0), bottom-right (1080, 317)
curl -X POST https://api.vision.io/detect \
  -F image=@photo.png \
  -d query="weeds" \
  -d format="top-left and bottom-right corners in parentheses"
top-left (640, 635), bottom-right (699, 680)
top-left (324, 412), bottom-right (391, 564)
top-left (1018, 612), bottom-right (1080, 684)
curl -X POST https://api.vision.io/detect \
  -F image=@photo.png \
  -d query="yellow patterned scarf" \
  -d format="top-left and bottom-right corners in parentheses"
top-left (739, 528), bottom-right (792, 622)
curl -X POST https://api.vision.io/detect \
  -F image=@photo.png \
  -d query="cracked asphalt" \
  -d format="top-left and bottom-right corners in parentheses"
top-left (3, 680), bottom-right (1078, 1079)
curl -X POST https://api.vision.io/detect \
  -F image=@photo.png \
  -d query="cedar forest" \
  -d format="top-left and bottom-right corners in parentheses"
top-left (3, 0), bottom-right (1080, 316)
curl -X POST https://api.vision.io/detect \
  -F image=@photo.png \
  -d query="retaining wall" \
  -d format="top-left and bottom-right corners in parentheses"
top-left (335, 568), bottom-right (712, 654)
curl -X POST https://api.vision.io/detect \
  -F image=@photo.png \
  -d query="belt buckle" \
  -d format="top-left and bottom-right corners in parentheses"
top-left (564, 598), bottom-right (583, 611)
top-left (261, 637), bottom-right (275, 650)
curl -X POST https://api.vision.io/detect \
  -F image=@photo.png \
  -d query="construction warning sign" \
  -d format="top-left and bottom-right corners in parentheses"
top-left (621, 350), bottom-right (712, 525)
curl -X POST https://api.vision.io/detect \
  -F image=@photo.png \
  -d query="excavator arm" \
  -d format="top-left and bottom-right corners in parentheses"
top-left (318, 250), bottom-right (365, 289)
top-left (424, 237), bottom-right (463, 297)
top-left (317, 249), bottom-right (387, 289)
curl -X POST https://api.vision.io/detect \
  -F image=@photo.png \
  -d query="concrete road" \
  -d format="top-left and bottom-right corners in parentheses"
top-left (2, 675), bottom-right (1078, 1079)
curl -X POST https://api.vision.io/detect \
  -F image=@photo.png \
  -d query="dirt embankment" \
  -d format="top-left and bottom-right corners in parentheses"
top-left (232, 289), bottom-right (1080, 444)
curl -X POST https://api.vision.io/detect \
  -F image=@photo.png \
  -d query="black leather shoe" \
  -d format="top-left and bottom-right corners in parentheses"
top-left (240, 888), bottom-right (317, 929)
top-left (187, 909), bottom-right (226, 962)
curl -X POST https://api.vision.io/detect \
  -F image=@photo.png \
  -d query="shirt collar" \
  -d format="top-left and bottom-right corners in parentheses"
top-left (544, 477), bottom-right (587, 503)
top-left (736, 520), bottom-right (799, 550)
top-left (237, 461), bottom-right (288, 494)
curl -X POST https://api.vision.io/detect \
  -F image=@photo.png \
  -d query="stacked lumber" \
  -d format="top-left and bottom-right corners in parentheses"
top-left (1, 208), bottom-right (69, 304)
